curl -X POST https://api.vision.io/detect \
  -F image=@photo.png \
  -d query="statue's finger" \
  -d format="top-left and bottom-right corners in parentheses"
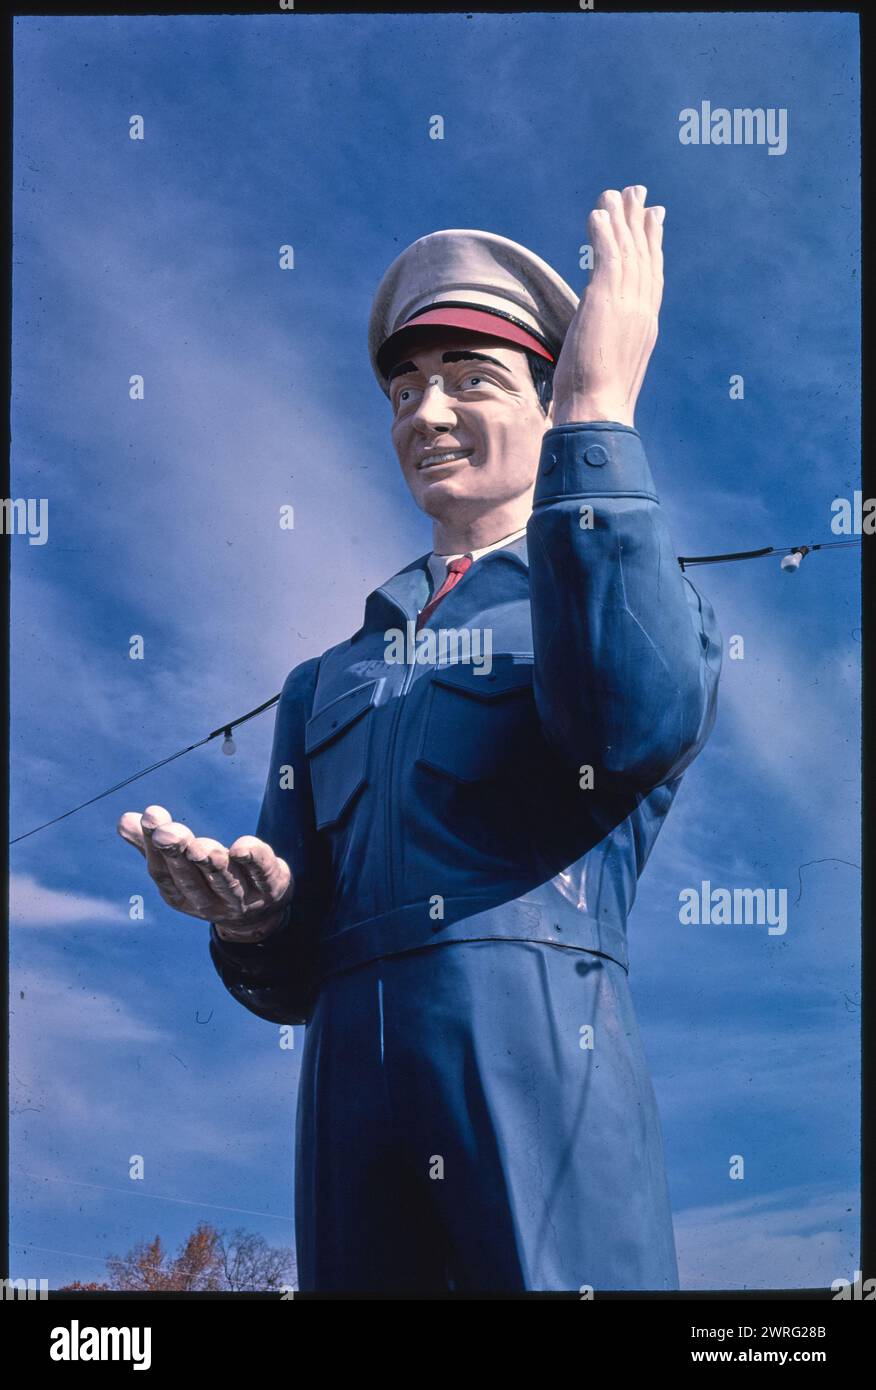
top-left (622, 184), bottom-right (648, 234)
top-left (588, 207), bottom-right (620, 287)
top-left (151, 831), bottom-right (228, 917)
top-left (597, 188), bottom-right (637, 294)
top-left (184, 837), bottom-right (247, 913)
top-left (149, 820), bottom-right (193, 850)
top-left (139, 810), bottom-right (186, 895)
top-left (117, 811), bottom-right (147, 855)
top-left (623, 186), bottom-right (651, 308)
top-left (151, 822), bottom-right (216, 912)
top-left (229, 836), bottom-right (291, 907)
top-left (141, 806), bottom-right (176, 866)
top-left (644, 208), bottom-right (665, 315)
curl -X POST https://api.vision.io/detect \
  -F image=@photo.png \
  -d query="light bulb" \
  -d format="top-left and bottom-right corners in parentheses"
top-left (221, 731), bottom-right (236, 755)
top-left (781, 551), bottom-right (803, 573)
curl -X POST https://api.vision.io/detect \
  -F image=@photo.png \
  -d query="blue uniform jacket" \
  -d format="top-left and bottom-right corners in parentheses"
top-left (209, 421), bottom-right (722, 1024)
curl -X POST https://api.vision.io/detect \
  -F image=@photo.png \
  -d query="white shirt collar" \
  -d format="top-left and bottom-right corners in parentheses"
top-left (427, 525), bottom-right (527, 589)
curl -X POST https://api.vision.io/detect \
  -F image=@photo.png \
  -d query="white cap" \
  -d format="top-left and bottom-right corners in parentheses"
top-left (368, 228), bottom-right (579, 396)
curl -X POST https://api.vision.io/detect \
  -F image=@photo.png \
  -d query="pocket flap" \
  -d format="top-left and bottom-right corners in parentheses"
top-left (304, 679), bottom-right (380, 755)
top-left (431, 655), bottom-right (534, 701)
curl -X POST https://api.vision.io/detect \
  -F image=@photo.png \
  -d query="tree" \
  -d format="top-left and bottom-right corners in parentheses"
top-left (58, 1222), bottom-right (295, 1292)
top-left (56, 1281), bottom-right (111, 1291)
top-left (215, 1227), bottom-right (295, 1292)
top-left (105, 1226), bottom-right (223, 1291)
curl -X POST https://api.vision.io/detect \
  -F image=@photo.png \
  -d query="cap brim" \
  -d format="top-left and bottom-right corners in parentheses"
top-left (376, 305), bottom-right (555, 380)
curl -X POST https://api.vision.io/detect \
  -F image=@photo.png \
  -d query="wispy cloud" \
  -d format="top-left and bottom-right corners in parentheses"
top-left (675, 1187), bottom-right (860, 1290)
top-left (10, 873), bottom-right (129, 926)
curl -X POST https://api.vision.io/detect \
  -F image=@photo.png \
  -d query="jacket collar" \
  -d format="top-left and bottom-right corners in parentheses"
top-left (360, 531), bottom-right (529, 631)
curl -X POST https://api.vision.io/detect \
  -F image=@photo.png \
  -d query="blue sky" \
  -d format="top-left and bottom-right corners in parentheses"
top-left (10, 11), bottom-right (860, 1290)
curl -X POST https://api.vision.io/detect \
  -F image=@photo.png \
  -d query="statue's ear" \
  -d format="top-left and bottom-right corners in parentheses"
top-left (542, 396), bottom-right (555, 428)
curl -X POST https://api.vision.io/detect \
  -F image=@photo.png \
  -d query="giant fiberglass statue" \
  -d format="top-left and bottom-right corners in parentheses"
top-left (119, 187), bottom-right (722, 1293)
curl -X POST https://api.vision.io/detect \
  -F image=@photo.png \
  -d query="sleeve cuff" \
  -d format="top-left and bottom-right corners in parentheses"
top-left (533, 421), bottom-right (658, 506)
top-left (209, 902), bottom-right (295, 973)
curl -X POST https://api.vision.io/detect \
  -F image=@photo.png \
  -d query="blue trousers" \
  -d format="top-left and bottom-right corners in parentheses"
top-left (294, 939), bottom-right (678, 1293)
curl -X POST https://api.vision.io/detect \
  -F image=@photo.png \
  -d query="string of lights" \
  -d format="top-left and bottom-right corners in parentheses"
top-left (9, 536), bottom-right (862, 845)
top-left (10, 696), bottom-right (283, 844)
top-left (677, 537), bottom-right (861, 571)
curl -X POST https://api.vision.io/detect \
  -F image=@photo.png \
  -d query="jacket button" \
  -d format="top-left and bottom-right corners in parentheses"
top-left (583, 444), bottom-right (609, 467)
top-left (542, 452), bottom-right (558, 475)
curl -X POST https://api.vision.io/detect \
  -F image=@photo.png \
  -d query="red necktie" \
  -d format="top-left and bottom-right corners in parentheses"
top-left (416, 554), bottom-right (473, 631)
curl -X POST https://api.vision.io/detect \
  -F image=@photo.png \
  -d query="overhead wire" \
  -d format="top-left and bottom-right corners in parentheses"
top-left (9, 535), bottom-right (862, 844)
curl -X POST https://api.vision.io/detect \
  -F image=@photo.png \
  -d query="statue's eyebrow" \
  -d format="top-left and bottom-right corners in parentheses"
top-left (441, 351), bottom-right (511, 371)
top-left (387, 360), bottom-right (417, 384)
top-left (387, 350), bottom-right (510, 385)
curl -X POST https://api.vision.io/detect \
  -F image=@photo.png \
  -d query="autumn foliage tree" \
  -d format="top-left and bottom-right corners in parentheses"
top-left (58, 1223), bottom-right (295, 1292)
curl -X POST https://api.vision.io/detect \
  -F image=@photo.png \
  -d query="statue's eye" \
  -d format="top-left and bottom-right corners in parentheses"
top-left (465, 375), bottom-right (482, 387)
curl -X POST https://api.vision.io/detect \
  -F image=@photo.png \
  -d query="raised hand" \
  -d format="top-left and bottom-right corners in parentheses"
top-left (551, 184), bottom-right (665, 429)
top-left (117, 804), bottom-right (294, 942)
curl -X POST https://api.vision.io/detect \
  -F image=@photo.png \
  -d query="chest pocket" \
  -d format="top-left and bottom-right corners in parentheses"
top-left (305, 679), bottom-right (380, 830)
top-left (416, 656), bottom-right (536, 784)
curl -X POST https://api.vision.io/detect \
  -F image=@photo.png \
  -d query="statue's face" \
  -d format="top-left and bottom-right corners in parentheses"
top-left (388, 333), bottom-right (553, 523)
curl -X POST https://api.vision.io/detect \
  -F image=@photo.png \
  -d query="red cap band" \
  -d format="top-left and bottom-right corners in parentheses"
top-left (378, 304), bottom-right (555, 378)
